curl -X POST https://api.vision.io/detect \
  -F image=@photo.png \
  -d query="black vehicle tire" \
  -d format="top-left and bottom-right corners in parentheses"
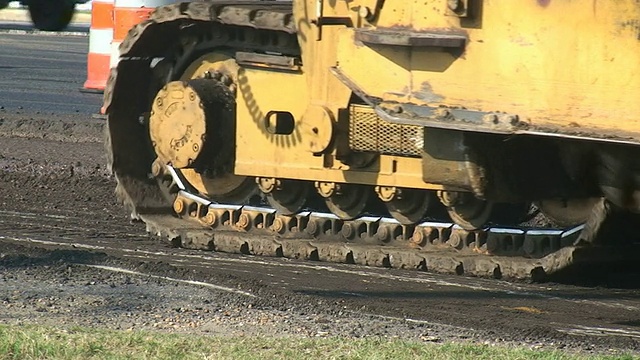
top-left (28, 0), bottom-right (75, 31)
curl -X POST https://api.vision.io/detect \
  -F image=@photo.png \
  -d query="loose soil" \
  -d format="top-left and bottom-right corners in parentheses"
top-left (0, 112), bottom-right (639, 357)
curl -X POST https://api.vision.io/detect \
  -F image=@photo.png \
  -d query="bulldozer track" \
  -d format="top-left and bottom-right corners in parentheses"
top-left (104, 1), bottom-right (631, 281)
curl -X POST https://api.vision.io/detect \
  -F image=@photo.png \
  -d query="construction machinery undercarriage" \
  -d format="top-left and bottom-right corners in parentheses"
top-left (105, 1), bottom-right (640, 281)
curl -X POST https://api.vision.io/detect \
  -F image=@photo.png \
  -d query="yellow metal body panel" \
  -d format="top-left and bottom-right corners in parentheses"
top-left (209, 0), bottom-right (446, 189)
top-left (183, 46), bottom-right (445, 189)
top-left (375, 0), bottom-right (455, 29)
top-left (330, 1), bottom-right (640, 138)
top-left (182, 1), bottom-right (640, 190)
top-left (232, 64), bottom-right (444, 190)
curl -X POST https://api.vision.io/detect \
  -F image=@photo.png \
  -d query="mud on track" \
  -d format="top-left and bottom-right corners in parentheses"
top-left (1, 113), bottom-right (640, 356)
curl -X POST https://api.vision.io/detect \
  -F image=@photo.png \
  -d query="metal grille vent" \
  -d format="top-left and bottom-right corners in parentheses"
top-left (349, 105), bottom-right (423, 157)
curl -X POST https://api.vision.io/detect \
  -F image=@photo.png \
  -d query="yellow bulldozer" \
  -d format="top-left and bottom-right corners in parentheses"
top-left (104, 0), bottom-right (640, 280)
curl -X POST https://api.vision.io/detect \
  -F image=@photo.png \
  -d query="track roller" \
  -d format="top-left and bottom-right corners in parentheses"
top-left (316, 182), bottom-right (370, 220)
top-left (258, 178), bottom-right (310, 215)
top-left (376, 186), bottom-right (438, 225)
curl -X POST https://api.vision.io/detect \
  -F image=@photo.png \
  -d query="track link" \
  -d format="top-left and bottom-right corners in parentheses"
top-left (104, 1), bottom-right (625, 281)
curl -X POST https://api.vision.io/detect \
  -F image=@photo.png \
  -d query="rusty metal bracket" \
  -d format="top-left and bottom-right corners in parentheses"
top-left (354, 28), bottom-right (467, 48)
top-left (312, 0), bottom-right (353, 40)
top-left (235, 52), bottom-right (300, 71)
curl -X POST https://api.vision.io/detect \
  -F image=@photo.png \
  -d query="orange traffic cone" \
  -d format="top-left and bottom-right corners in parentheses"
top-left (83, 0), bottom-right (114, 92)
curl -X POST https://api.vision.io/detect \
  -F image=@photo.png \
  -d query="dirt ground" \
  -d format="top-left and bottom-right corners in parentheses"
top-left (1, 111), bottom-right (639, 356)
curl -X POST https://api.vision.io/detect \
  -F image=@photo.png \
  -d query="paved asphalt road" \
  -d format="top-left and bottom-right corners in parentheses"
top-left (0, 21), bottom-right (89, 34)
top-left (0, 30), bottom-right (101, 115)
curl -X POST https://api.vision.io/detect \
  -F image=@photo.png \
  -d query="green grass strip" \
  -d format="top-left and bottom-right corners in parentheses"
top-left (0, 325), bottom-right (635, 360)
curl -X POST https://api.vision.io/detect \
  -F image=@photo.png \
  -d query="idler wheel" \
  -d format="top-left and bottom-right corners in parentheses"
top-left (439, 191), bottom-right (493, 230)
top-left (149, 79), bottom-right (233, 169)
top-left (149, 77), bottom-right (256, 204)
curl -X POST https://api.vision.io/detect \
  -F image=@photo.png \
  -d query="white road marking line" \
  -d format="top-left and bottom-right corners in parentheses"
top-left (0, 236), bottom-right (255, 297)
top-left (1, 235), bottom-right (637, 311)
top-left (556, 325), bottom-right (640, 339)
top-left (83, 264), bottom-right (256, 298)
top-left (0, 236), bottom-right (107, 250)
top-left (0, 29), bottom-right (87, 37)
top-left (361, 313), bottom-right (472, 332)
top-left (0, 210), bottom-right (70, 220)
top-left (340, 292), bottom-right (366, 297)
top-left (0, 219), bottom-right (137, 237)
top-left (174, 255), bottom-right (640, 311)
